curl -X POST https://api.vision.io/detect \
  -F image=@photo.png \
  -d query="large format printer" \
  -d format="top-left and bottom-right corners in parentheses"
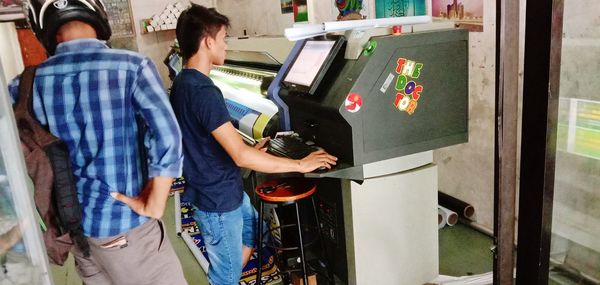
top-left (267, 28), bottom-right (469, 284)
top-left (170, 30), bottom-right (469, 284)
top-left (165, 36), bottom-right (295, 141)
top-left (209, 37), bottom-right (295, 141)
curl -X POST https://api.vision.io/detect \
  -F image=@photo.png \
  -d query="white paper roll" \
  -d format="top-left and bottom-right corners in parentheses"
top-left (438, 205), bottom-right (458, 226)
top-left (438, 210), bottom-right (445, 229)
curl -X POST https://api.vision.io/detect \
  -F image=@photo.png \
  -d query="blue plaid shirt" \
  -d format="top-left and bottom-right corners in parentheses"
top-left (9, 39), bottom-right (183, 238)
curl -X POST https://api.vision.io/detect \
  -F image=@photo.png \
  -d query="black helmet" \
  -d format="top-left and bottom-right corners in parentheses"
top-left (25, 0), bottom-right (111, 54)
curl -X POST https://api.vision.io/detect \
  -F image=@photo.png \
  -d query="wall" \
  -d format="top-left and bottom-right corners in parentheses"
top-left (130, 0), bottom-right (339, 84)
top-left (218, 0), bottom-right (338, 37)
top-left (432, 7), bottom-right (496, 230)
top-left (129, 0), bottom-right (215, 87)
top-left (0, 22), bottom-right (24, 83)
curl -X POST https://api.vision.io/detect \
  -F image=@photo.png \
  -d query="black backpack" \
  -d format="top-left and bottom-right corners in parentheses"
top-left (14, 66), bottom-right (89, 265)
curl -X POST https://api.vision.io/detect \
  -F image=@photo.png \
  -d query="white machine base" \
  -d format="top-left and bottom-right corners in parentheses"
top-left (342, 164), bottom-right (439, 285)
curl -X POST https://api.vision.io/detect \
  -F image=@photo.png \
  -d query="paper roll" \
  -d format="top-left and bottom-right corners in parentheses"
top-left (438, 205), bottom-right (458, 226)
top-left (439, 191), bottom-right (475, 220)
top-left (438, 210), bottom-right (445, 229)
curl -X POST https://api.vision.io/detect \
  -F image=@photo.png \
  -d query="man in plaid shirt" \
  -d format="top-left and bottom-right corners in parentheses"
top-left (9, 1), bottom-right (186, 284)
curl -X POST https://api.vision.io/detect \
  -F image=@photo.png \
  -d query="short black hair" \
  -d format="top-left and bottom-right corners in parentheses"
top-left (176, 4), bottom-right (230, 62)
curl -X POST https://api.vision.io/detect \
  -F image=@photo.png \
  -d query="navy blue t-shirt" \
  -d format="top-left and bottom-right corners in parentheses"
top-left (170, 69), bottom-right (243, 212)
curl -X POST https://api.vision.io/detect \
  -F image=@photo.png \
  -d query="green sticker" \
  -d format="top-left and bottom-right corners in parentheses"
top-left (363, 40), bottom-right (378, 56)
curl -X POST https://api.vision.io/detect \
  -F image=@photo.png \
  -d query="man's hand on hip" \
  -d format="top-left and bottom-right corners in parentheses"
top-left (110, 176), bottom-right (174, 219)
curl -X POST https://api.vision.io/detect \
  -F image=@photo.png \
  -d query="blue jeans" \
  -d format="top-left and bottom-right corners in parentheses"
top-left (193, 192), bottom-right (258, 285)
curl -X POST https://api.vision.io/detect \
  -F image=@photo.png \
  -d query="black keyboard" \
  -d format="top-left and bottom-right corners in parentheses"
top-left (267, 136), bottom-right (319, 160)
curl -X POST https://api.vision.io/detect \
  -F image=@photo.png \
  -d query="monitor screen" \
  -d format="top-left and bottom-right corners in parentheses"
top-left (283, 40), bottom-right (337, 90)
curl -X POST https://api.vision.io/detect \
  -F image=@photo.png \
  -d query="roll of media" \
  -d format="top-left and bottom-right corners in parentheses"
top-left (438, 205), bottom-right (458, 227)
top-left (438, 191), bottom-right (475, 220)
top-left (438, 210), bottom-right (445, 229)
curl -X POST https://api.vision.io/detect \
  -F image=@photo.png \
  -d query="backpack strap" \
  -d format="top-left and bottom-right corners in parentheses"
top-left (14, 67), bottom-right (37, 119)
top-left (13, 66), bottom-right (58, 147)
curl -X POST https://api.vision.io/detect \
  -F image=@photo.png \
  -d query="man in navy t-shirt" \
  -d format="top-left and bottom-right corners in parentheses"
top-left (170, 5), bottom-right (337, 285)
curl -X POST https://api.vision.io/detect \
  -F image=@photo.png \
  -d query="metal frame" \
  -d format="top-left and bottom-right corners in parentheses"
top-left (515, 0), bottom-right (565, 284)
top-left (493, 0), bottom-right (520, 282)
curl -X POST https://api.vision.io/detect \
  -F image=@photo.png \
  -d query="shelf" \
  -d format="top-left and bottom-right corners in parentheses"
top-left (140, 18), bottom-right (175, 34)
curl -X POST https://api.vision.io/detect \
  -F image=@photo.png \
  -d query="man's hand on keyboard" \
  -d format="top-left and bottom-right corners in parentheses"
top-left (298, 149), bottom-right (338, 173)
top-left (254, 137), bottom-right (270, 152)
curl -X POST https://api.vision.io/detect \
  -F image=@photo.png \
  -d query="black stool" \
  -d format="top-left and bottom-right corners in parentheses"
top-left (255, 178), bottom-right (331, 285)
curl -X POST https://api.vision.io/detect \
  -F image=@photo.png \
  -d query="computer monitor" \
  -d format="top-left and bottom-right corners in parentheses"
top-left (282, 36), bottom-right (345, 95)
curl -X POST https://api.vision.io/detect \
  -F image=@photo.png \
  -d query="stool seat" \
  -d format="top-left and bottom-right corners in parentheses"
top-left (255, 178), bottom-right (333, 285)
top-left (255, 178), bottom-right (316, 203)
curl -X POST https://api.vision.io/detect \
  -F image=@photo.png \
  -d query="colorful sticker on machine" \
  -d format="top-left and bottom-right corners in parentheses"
top-left (345, 93), bottom-right (363, 113)
top-left (392, 58), bottom-right (424, 115)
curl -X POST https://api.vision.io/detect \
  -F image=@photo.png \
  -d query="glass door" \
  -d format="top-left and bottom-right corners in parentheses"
top-left (0, 60), bottom-right (52, 284)
top-left (548, 1), bottom-right (600, 283)
top-left (516, 0), bottom-right (600, 284)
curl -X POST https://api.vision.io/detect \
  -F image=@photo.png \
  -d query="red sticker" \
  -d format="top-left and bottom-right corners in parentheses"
top-left (345, 93), bottom-right (363, 113)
